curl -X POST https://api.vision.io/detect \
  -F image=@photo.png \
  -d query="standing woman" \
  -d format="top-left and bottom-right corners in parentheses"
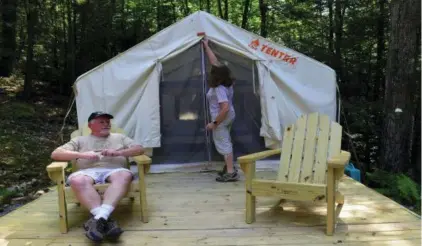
top-left (202, 38), bottom-right (239, 182)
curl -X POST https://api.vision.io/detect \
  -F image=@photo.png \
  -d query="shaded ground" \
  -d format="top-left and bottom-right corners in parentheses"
top-left (0, 76), bottom-right (75, 216)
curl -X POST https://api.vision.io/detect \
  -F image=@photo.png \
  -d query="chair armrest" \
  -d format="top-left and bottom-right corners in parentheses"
top-left (238, 149), bottom-right (281, 164)
top-left (132, 155), bottom-right (152, 165)
top-left (46, 162), bottom-right (68, 183)
top-left (328, 151), bottom-right (351, 169)
top-left (132, 155), bottom-right (151, 177)
top-left (47, 161), bottom-right (68, 172)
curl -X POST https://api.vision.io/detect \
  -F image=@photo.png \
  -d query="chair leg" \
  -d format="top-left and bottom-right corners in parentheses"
top-left (243, 162), bottom-right (256, 224)
top-left (138, 166), bottom-right (148, 223)
top-left (245, 191), bottom-right (256, 223)
top-left (326, 168), bottom-right (336, 235)
top-left (57, 182), bottom-right (68, 233)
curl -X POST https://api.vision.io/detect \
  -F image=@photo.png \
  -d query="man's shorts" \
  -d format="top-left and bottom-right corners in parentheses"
top-left (66, 168), bottom-right (134, 186)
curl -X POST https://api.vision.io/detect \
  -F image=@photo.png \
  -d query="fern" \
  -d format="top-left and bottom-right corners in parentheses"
top-left (366, 169), bottom-right (421, 215)
top-left (396, 174), bottom-right (420, 204)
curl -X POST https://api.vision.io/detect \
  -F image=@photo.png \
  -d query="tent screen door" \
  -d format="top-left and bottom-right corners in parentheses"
top-left (152, 43), bottom-right (268, 164)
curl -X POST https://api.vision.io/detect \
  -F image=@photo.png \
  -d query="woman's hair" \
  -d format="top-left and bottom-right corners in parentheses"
top-left (208, 63), bottom-right (234, 88)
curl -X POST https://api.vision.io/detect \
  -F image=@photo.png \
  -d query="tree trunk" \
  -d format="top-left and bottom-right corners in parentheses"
top-left (217, 0), bottom-right (223, 19)
top-left (66, 0), bottom-right (75, 87)
top-left (334, 0), bottom-right (344, 83)
top-left (374, 0), bottom-right (386, 101)
top-left (0, 0), bottom-right (18, 76)
top-left (206, 0), bottom-right (210, 13)
top-left (379, 0), bottom-right (421, 173)
top-left (23, 0), bottom-right (38, 101)
top-left (258, 0), bottom-right (268, 37)
top-left (411, 19), bottom-right (421, 181)
top-left (328, 0), bottom-right (334, 55)
top-left (52, 1), bottom-right (59, 71)
top-left (223, 0), bottom-right (228, 20)
top-left (241, 0), bottom-right (250, 29)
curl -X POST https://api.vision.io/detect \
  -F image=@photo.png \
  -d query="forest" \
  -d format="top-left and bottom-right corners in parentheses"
top-left (0, 0), bottom-right (420, 215)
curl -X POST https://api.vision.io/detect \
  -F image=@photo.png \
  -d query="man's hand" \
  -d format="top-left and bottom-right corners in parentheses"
top-left (101, 149), bottom-right (122, 157)
top-left (78, 151), bottom-right (101, 161)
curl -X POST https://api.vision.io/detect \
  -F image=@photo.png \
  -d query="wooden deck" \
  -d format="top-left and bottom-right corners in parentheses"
top-left (0, 170), bottom-right (420, 245)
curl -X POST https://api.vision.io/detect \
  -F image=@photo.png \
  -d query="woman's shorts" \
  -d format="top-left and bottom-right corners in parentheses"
top-left (212, 119), bottom-right (234, 155)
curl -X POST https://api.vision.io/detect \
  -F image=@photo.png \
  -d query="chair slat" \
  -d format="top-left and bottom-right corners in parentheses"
top-left (328, 122), bottom-right (343, 190)
top-left (313, 114), bottom-right (331, 184)
top-left (300, 113), bottom-right (319, 183)
top-left (277, 124), bottom-right (296, 182)
top-left (287, 115), bottom-right (307, 183)
top-left (328, 122), bottom-right (342, 159)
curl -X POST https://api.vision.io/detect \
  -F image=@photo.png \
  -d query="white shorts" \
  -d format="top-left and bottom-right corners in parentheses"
top-left (212, 118), bottom-right (234, 155)
top-left (66, 168), bottom-right (133, 185)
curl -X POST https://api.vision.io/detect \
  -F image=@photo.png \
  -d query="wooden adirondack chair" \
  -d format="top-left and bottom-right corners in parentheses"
top-left (237, 112), bottom-right (351, 235)
top-left (46, 124), bottom-right (151, 233)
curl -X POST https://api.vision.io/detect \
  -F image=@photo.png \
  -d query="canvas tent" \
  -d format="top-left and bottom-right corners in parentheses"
top-left (72, 11), bottom-right (337, 164)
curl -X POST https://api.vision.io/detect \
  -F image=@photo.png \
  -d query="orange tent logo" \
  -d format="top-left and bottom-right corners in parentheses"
top-left (249, 39), bottom-right (260, 50)
top-left (248, 39), bottom-right (298, 66)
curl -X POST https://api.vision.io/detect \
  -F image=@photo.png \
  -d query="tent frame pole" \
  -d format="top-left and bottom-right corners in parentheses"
top-left (200, 41), bottom-right (212, 171)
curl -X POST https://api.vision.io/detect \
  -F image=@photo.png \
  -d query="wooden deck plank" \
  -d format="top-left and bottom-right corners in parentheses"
top-left (0, 171), bottom-right (420, 246)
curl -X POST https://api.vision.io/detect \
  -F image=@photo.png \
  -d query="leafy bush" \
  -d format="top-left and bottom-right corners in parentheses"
top-left (0, 188), bottom-right (19, 205)
top-left (367, 169), bottom-right (421, 214)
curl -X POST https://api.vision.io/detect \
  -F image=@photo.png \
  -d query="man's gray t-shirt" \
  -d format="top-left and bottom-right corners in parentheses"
top-left (58, 133), bottom-right (139, 169)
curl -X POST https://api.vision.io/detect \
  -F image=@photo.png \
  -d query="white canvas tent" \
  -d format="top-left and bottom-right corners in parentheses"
top-left (73, 11), bottom-right (337, 164)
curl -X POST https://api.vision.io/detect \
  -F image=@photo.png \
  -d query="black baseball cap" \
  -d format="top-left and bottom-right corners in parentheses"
top-left (88, 111), bottom-right (114, 122)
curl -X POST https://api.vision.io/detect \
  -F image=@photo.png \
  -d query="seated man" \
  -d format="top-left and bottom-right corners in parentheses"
top-left (51, 111), bottom-right (144, 242)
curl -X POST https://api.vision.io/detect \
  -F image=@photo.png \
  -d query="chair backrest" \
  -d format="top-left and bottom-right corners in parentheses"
top-left (277, 112), bottom-right (342, 184)
top-left (70, 123), bottom-right (128, 172)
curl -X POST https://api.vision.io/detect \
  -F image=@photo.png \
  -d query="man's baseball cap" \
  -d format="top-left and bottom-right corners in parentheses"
top-left (88, 111), bottom-right (114, 122)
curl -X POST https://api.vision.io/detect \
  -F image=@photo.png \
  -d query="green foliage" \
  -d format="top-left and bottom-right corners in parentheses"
top-left (0, 101), bottom-right (36, 120)
top-left (0, 78), bottom-right (76, 196)
top-left (367, 169), bottom-right (421, 214)
top-left (0, 188), bottom-right (19, 205)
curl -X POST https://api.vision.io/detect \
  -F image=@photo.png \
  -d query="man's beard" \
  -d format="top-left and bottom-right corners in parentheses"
top-left (100, 129), bottom-right (110, 135)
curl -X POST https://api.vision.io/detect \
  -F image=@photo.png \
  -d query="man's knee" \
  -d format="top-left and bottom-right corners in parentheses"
top-left (70, 175), bottom-right (94, 188)
top-left (109, 171), bottom-right (133, 184)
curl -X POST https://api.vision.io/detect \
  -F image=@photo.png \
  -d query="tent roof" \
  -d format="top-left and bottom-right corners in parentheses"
top-left (74, 10), bottom-right (334, 86)
top-left (72, 10), bottom-right (337, 150)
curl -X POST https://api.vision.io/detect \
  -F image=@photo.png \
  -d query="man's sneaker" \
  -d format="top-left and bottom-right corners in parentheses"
top-left (105, 218), bottom-right (124, 240)
top-left (83, 217), bottom-right (107, 242)
top-left (216, 171), bottom-right (239, 182)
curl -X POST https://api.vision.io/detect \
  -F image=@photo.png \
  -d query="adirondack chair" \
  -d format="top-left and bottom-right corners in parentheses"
top-left (46, 124), bottom-right (151, 233)
top-left (237, 112), bottom-right (351, 235)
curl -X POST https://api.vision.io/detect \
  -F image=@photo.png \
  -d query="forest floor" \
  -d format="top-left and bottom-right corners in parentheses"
top-left (0, 76), bottom-right (419, 218)
top-left (0, 76), bottom-right (75, 216)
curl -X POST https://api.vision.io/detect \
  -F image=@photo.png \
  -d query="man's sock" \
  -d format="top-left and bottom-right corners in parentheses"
top-left (94, 204), bottom-right (115, 220)
top-left (90, 207), bottom-right (102, 217)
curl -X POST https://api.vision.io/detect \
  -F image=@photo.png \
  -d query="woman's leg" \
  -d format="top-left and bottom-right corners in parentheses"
top-left (224, 152), bottom-right (234, 173)
top-left (213, 124), bottom-right (239, 182)
top-left (213, 125), bottom-right (234, 170)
